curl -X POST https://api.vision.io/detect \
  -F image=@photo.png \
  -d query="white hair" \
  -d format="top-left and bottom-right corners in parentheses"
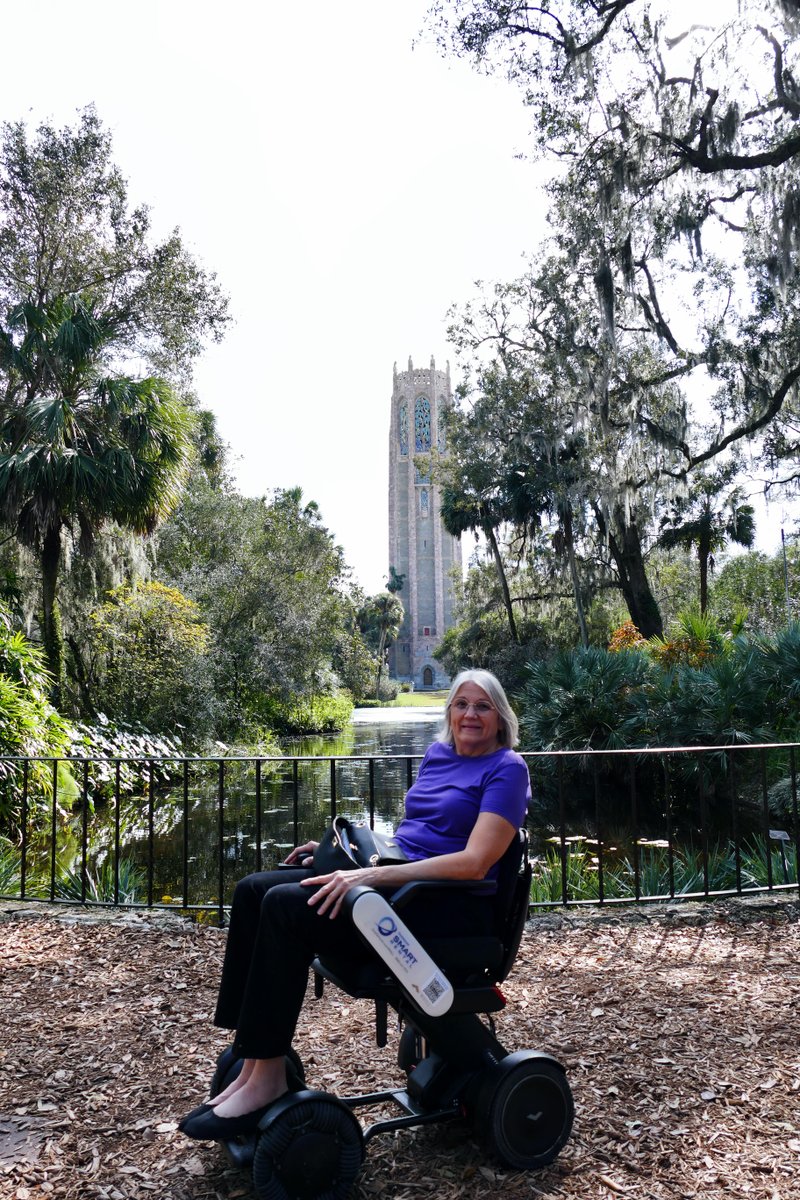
top-left (437, 668), bottom-right (519, 749)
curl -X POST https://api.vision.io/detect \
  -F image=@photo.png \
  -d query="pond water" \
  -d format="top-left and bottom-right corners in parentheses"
top-left (80, 709), bottom-right (446, 907)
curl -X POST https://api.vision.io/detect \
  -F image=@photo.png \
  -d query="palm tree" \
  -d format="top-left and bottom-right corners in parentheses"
top-left (657, 470), bottom-right (756, 614)
top-left (0, 296), bottom-right (194, 700)
top-left (363, 592), bottom-right (404, 700)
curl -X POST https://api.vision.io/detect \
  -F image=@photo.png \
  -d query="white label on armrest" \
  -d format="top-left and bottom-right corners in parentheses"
top-left (350, 890), bottom-right (454, 1017)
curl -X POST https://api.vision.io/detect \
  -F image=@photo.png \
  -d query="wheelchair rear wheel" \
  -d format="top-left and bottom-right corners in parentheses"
top-left (478, 1052), bottom-right (574, 1170)
top-left (252, 1091), bottom-right (364, 1200)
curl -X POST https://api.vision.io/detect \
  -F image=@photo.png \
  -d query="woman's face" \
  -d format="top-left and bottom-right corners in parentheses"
top-left (449, 682), bottom-right (502, 757)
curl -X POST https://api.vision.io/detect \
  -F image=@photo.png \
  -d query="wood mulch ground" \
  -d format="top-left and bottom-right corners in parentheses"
top-left (1, 896), bottom-right (799, 1200)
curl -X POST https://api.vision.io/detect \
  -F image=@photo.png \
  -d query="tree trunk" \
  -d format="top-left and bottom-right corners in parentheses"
top-left (484, 523), bottom-right (520, 644)
top-left (593, 504), bottom-right (664, 639)
top-left (40, 526), bottom-right (65, 705)
top-left (375, 630), bottom-right (387, 701)
top-left (66, 634), bottom-right (94, 716)
top-left (560, 504), bottom-right (589, 648)
top-left (698, 531), bottom-right (711, 615)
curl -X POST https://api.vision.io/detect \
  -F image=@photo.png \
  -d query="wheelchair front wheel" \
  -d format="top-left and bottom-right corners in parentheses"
top-left (478, 1052), bottom-right (574, 1170)
top-left (252, 1090), bottom-right (364, 1200)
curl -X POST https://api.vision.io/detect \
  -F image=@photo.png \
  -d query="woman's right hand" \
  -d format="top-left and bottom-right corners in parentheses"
top-left (283, 840), bottom-right (319, 866)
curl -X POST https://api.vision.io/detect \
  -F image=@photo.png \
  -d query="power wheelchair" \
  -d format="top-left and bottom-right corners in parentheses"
top-left (209, 831), bottom-right (574, 1200)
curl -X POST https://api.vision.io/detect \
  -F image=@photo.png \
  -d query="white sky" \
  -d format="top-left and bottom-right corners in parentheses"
top-left (0, 0), bottom-right (792, 594)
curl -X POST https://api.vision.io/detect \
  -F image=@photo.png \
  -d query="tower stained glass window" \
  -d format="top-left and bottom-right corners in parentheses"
top-left (399, 403), bottom-right (408, 456)
top-left (437, 399), bottom-right (447, 452)
top-left (414, 396), bottom-right (431, 452)
top-left (420, 487), bottom-right (429, 518)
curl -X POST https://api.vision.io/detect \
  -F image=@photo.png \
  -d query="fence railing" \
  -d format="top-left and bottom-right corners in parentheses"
top-left (1, 742), bottom-right (798, 922)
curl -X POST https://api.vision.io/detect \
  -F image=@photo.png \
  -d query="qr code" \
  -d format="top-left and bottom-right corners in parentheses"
top-left (423, 975), bottom-right (446, 1004)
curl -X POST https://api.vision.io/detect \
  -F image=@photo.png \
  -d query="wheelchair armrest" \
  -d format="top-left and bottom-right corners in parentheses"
top-left (338, 886), bottom-right (455, 1016)
top-left (389, 878), bottom-right (497, 911)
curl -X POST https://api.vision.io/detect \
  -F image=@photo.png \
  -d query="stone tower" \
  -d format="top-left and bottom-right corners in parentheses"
top-left (387, 356), bottom-right (461, 689)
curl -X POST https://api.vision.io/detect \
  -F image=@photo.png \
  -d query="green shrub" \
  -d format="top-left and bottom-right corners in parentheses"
top-left (264, 692), bottom-right (354, 735)
top-left (530, 835), bottom-right (797, 905)
top-left (85, 582), bottom-right (213, 736)
top-left (520, 647), bottom-right (655, 751)
top-left (50, 855), bottom-right (147, 904)
top-left (64, 717), bottom-right (186, 803)
top-left (0, 606), bottom-right (73, 834)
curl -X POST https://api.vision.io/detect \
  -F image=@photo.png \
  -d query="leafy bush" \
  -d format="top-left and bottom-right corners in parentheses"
top-left (262, 692), bottom-right (354, 735)
top-left (0, 606), bottom-right (73, 834)
top-left (49, 856), bottom-right (146, 904)
top-left (520, 646), bottom-right (655, 751)
top-left (530, 835), bottom-right (797, 905)
top-left (0, 836), bottom-right (19, 892)
top-left (64, 716), bottom-right (186, 805)
top-left (85, 582), bottom-right (212, 735)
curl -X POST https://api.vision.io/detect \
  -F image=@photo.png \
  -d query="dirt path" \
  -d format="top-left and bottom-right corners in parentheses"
top-left (1, 898), bottom-right (799, 1200)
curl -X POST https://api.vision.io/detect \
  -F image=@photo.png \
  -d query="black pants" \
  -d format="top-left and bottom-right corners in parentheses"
top-left (213, 868), bottom-right (493, 1060)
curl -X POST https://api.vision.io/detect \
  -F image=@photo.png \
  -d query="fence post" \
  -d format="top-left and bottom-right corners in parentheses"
top-left (558, 756), bottom-right (568, 906)
top-left (730, 750), bottom-right (742, 894)
top-left (20, 760), bottom-right (28, 901)
top-left (630, 760), bottom-right (640, 902)
top-left (217, 760), bottom-right (225, 926)
top-left (182, 760), bottom-right (190, 909)
top-left (49, 760), bottom-right (58, 902)
top-left (593, 760), bottom-right (604, 905)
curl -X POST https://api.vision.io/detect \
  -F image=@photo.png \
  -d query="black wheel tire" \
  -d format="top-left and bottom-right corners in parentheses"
top-left (252, 1091), bottom-right (364, 1200)
top-left (482, 1055), bottom-right (574, 1170)
top-left (210, 1046), bottom-right (306, 1099)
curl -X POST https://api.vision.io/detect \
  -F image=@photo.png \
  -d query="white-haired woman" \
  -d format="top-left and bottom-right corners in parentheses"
top-left (180, 669), bottom-right (529, 1140)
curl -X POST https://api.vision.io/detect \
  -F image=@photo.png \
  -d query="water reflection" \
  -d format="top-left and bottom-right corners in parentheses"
top-left (93, 713), bottom-right (444, 907)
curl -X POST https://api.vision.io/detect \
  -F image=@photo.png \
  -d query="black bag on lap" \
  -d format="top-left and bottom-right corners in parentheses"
top-left (313, 816), bottom-right (408, 873)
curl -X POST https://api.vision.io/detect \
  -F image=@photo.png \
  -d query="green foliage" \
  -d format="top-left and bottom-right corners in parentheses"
top-left (521, 647), bottom-right (655, 751)
top-left (521, 619), bottom-right (800, 752)
top-left (433, 554), bottom-right (565, 692)
top-left (49, 855), bottom-right (147, 905)
top-left (0, 836), bottom-right (18, 892)
top-left (260, 692), bottom-right (354, 736)
top-left (430, 0), bottom-right (800, 641)
top-left (0, 295), bottom-right (198, 695)
top-left (711, 546), bottom-right (800, 637)
top-left (65, 717), bottom-right (186, 800)
top-left (657, 468), bottom-right (755, 614)
top-left (85, 581), bottom-right (211, 734)
top-left (0, 605), bottom-right (71, 833)
top-left (529, 835), bottom-right (798, 906)
top-left (157, 482), bottom-right (353, 736)
top-left (357, 591), bottom-right (404, 700)
top-left (0, 107), bottom-right (229, 384)
top-left (331, 594), bottom-right (379, 704)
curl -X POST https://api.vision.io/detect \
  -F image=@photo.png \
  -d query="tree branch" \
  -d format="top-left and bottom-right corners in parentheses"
top-left (689, 364), bottom-right (800, 470)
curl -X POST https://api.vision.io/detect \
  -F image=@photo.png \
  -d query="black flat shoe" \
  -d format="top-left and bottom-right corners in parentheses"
top-left (181, 1098), bottom-right (280, 1141)
top-left (177, 1102), bottom-right (213, 1131)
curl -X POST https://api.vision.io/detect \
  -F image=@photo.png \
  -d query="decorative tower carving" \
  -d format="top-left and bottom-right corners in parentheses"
top-left (387, 357), bottom-right (461, 689)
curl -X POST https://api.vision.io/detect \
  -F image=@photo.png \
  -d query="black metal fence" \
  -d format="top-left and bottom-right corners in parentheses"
top-left (1, 742), bottom-right (798, 922)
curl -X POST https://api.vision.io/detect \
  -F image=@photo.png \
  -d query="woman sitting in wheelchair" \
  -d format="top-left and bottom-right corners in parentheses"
top-left (179, 668), bottom-right (530, 1141)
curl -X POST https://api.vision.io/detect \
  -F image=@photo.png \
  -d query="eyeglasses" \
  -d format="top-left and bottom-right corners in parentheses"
top-left (451, 699), bottom-right (495, 716)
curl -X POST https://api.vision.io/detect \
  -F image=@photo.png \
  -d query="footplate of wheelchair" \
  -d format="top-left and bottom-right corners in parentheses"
top-left (348, 888), bottom-right (455, 1017)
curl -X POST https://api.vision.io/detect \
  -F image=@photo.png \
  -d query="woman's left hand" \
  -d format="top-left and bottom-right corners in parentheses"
top-left (301, 868), bottom-right (378, 919)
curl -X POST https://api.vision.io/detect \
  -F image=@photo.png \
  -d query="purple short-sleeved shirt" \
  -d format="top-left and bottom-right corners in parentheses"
top-left (393, 742), bottom-right (530, 873)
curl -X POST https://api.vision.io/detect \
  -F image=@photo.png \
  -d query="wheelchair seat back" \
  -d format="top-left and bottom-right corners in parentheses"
top-left (313, 827), bottom-right (531, 1017)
